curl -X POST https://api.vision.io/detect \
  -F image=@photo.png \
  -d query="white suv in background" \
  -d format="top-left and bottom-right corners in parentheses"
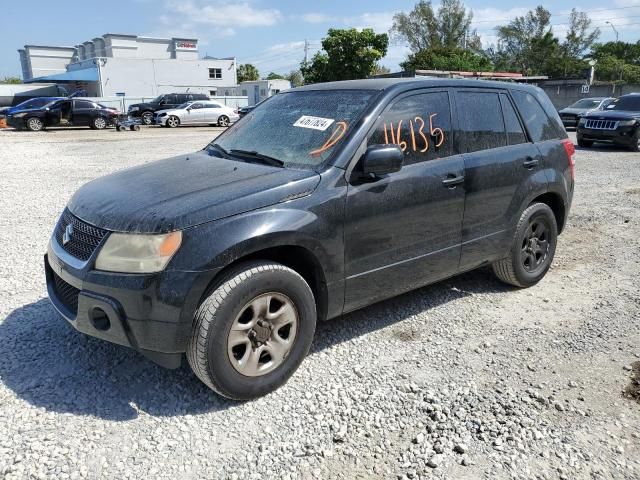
top-left (153, 100), bottom-right (240, 128)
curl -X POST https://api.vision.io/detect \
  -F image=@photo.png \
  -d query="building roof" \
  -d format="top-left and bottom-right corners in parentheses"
top-left (24, 67), bottom-right (99, 83)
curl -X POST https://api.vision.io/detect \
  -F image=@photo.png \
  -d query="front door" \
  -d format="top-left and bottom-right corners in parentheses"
top-left (343, 90), bottom-right (466, 312)
top-left (453, 89), bottom-right (544, 270)
top-left (184, 102), bottom-right (205, 124)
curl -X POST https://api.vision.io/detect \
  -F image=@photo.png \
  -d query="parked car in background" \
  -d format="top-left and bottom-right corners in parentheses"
top-left (128, 93), bottom-right (209, 125)
top-left (0, 97), bottom-right (64, 116)
top-left (45, 78), bottom-right (574, 400)
top-left (238, 96), bottom-right (272, 118)
top-left (7, 98), bottom-right (119, 131)
top-left (577, 93), bottom-right (640, 151)
top-left (558, 97), bottom-right (614, 129)
top-left (153, 100), bottom-right (239, 127)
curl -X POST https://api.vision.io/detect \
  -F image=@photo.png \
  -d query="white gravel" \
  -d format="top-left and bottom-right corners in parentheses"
top-left (0, 126), bottom-right (639, 479)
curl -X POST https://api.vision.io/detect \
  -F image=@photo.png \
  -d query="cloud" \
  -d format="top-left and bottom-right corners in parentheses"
top-left (165, 0), bottom-right (282, 28)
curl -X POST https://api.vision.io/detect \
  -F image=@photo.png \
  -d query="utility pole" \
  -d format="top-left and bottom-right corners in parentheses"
top-left (304, 39), bottom-right (309, 64)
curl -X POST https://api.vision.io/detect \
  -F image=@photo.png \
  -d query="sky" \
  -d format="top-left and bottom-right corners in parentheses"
top-left (1, 0), bottom-right (640, 79)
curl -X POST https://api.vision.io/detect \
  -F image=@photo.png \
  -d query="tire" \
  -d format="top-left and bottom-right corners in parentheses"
top-left (26, 117), bottom-right (44, 132)
top-left (166, 116), bottom-right (180, 128)
top-left (187, 261), bottom-right (317, 400)
top-left (92, 116), bottom-right (107, 130)
top-left (492, 202), bottom-right (558, 288)
top-left (629, 130), bottom-right (640, 152)
top-left (141, 112), bottom-right (153, 125)
top-left (577, 136), bottom-right (593, 148)
top-left (217, 115), bottom-right (230, 127)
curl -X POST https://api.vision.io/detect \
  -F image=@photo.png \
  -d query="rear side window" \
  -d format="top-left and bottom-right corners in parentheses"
top-left (74, 100), bottom-right (95, 109)
top-left (500, 94), bottom-right (527, 145)
top-left (368, 91), bottom-right (452, 165)
top-left (455, 91), bottom-right (506, 153)
top-left (511, 91), bottom-right (559, 142)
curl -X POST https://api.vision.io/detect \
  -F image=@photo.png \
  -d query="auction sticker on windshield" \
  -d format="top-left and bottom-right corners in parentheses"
top-left (293, 115), bottom-right (335, 131)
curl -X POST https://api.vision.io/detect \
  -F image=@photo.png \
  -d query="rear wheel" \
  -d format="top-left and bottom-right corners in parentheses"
top-left (26, 117), bottom-right (44, 132)
top-left (187, 261), bottom-right (316, 400)
top-left (217, 115), bottom-right (230, 127)
top-left (492, 203), bottom-right (558, 288)
top-left (141, 112), bottom-right (153, 125)
top-left (166, 116), bottom-right (180, 128)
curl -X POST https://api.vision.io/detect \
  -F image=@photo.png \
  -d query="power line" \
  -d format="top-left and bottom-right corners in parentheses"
top-left (469, 5), bottom-right (640, 25)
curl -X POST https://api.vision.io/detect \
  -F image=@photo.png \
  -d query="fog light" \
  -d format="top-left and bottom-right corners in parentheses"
top-left (90, 308), bottom-right (111, 331)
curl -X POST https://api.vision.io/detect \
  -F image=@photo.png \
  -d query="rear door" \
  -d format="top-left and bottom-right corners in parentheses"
top-left (203, 102), bottom-right (224, 123)
top-left (344, 89), bottom-right (466, 312)
top-left (454, 89), bottom-right (545, 270)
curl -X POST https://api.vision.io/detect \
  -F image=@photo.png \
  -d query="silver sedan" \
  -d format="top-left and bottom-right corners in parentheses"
top-left (154, 100), bottom-right (240, 128)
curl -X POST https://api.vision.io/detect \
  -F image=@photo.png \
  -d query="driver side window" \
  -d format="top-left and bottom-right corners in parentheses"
top-left (368, 91), bottom-right (452, 165)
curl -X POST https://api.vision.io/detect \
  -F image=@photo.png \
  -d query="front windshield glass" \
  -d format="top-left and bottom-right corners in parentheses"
top-left (606, 96), bottom-right (640, 111)
top-left (177, 102), bottom-right (191, 109)
top-left (16, 98), bottom-right (44, 109)
top-left (208, 90), bottom-right (376, 169)
top-left (570, 99), bottom-right (602, 109)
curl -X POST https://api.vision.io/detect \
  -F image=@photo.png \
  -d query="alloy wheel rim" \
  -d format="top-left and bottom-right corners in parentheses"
top-left (142, 113), bottom-right (152, 125)
top-left (219, 116), bottom-right (229, 127)
top-left (521, 218), bottom-right (550, 273)
top-left (95, 118), bottom-right (106, 129)
top-left (168, 117), bottom-right (178, 127)
top-left (227, 292), bottom-right (298, 377)
top-left (29, 118), bottom-right (42, 131)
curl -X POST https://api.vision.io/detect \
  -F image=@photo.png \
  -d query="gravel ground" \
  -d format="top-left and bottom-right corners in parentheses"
top-left (0, 126), bottom-right (639, 480)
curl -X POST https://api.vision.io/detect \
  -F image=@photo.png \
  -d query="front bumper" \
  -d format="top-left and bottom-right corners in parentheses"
top-left (153, 114), bottom-right (168, 125)
top-left (45, 238), bottom-right (211, 368)
top-left (6, 116), bottom-right (26, 129)
top-left (577, 125), bottom-right (638, 146)
top-left (560, 115), bottom-right (577, 128)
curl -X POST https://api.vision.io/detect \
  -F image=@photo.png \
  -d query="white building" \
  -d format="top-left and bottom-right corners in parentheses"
top-left (220, 79), bottom-right (292, 105)
top-left (20, 34), bottom-right (237, 98)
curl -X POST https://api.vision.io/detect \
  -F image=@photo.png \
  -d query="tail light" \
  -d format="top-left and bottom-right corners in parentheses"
top-left (561, 138), bottom-right (575, 181)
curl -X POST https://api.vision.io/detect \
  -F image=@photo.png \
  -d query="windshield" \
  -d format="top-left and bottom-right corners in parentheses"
top-left (208, 90), bottom-right (376, 169)
top-left (15, 98), bottom-right (47, 109)
top-left (176, 102), bottom-right (191, 109)
top-left (569, 99), bottom-right (602, 109)
top-left (606, 96), bottom-right (640, 111)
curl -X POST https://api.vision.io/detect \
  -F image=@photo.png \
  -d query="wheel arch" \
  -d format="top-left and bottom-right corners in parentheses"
top-left (529, 191), bottom-right (566, 234)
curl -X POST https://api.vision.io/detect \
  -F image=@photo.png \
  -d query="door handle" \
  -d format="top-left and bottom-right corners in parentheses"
top-left (523, 157), bottom-right (540, 169)
top-left (442, 174), bottom-right (465, 188)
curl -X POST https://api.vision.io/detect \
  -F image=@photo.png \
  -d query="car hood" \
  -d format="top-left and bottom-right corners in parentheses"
top-left (67, 151), bottom-right (321, 233)
top-left (130, 102), bottom-right (156, 110)
top-left (583, 110), bottom-right (640, 121)
top-left (559, 107), bottom-right (593, 115)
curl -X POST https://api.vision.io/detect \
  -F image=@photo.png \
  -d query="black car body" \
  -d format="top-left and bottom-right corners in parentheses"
top-left (45, 79), bottom-right (575, 399)
top-left (558, 97), bottom-right (614, 128)
top-left (577, 93), bottom-right (640, 151)
top-left (7, 98), bottom-right (118, 131)
top-left (128, 93), bottom-right (209, 125)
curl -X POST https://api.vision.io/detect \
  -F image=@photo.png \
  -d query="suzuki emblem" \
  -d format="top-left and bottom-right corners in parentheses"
top-left (62, 224), bottom-right (74, 245)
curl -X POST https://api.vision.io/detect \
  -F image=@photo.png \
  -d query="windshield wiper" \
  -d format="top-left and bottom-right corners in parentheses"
top-left (207, 143), bottom-right (230, 158)
top-left (228, 149), bottom-right (285, 167)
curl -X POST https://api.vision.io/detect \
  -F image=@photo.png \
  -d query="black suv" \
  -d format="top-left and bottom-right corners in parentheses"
top-left (7, 98), bottom-right (118, 131)
top-left (45, 79), bottom-right (574, 399)
top-left (576, 93), bottom-right (640, 151)
top-left (128, 93), bottom-right (209, 125)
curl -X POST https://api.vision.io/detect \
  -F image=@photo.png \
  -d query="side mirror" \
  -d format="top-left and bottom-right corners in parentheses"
top-left (360, 145), bottom-right (403, 178)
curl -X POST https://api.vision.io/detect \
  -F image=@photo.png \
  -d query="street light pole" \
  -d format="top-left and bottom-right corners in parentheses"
top-left (606, 21), bottom-right (619, 42)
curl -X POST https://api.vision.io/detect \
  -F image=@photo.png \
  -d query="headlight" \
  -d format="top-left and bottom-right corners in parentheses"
top-left (618, 119), bottom-right (636, 127)
top-left (95, 231), bottom-right (182, 273)
top-left (578, 117), bottom-right (586, 126)
top-left (159, 113), bottom-right (167, 117)
top-left (129, 106), bottom-right (139, 112)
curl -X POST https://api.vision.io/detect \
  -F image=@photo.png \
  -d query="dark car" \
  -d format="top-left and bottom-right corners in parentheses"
top-left (128, 93), bottom-right (209, 125)
top-left (238, 96), bottom-right (272, 118)
top-left (45, 79), bottom-right (574, 399)
top-left (577, 93), bottom-right (640, 151)
top-left (7, 98), bottom-right (119, 131)
top-left (0, 97), bottom-right (64, 116)
top-left (558, 97), bottom-right (614, 129)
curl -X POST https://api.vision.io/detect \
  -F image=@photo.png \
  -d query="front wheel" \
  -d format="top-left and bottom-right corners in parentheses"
top-left (187, 261), bottom-right (317, 400)
top-left (141, 112), bottom-right (153, 125)
top-left (629, 130), bottom-right (640, 152)
top-left (26, 117), bottom-right (44, 132)
top-left (217, 115), bottom-right (230, 127)
top-left (166, 115), bottom-right (180, 128)
top-left (492, 203), bottom-right (558, 288)
top-left (92, 116), bottom-right (107, 130)
top-left (577, 135), bottom-right (593, 148)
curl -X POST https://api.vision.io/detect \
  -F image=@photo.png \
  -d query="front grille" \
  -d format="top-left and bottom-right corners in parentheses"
top-left (54, 209), bottom-right (108, 261)
top-left (585, 119), bottom-right (618, 130)
top-left (52, 272), bottom-right (80, 315)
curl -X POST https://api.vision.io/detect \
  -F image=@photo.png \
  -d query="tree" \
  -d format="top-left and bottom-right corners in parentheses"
top-left (564, 9), bottom-right (600, 59)
top-left (1, 76), bottom-right (21, 84)
top-left (372, 64), bottom-right (391, 76)
top-left (591, 41), bottom-right (640, 65)
top-left (300, 28), bottom-right (388, 83)
top-left (265, 72), bottom-right (285, 80)
top-left (285, 70), bottom-right (304, 87)
top-left (237, 64), bottom-right (259, 83)
top-left (390, 0), bottom-right (480, 52)
top-left (401, 47), bottom-right (492, 72)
